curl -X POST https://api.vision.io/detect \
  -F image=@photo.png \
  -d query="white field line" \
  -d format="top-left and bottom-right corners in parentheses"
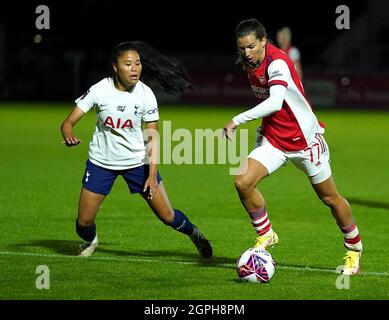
top-left (0, 250), bottom-right (388, 277)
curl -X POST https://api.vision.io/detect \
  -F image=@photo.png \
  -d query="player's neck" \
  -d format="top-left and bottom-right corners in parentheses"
top-left (113, 77), bottom-right (135, 92)
top-left (257, 43), bottom-right (267, 65)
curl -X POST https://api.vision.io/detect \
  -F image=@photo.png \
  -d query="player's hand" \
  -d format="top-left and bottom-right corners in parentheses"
top-left (143, 177), bottom-right (159, 200)
top-left (223, 121), bottom-right (237, 141)
top-left (62, 136), bottom-right (82, 147)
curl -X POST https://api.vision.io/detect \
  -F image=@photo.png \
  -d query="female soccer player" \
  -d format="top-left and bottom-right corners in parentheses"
top-left (61, 41), bottom-right (212, 258)
top-left (223, 19), bottom-right (362, 275)
top-left (276, 26), bottom-right (303, 81)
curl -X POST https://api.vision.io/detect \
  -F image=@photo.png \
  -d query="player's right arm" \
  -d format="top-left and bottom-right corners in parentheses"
top-left (230, 59), bottom-right (290, 126)
top-left (60, 106), bottom-right (85, 147)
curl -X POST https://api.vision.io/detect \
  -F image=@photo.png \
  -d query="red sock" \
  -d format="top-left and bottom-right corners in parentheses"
top-left (248, 207), bottom-right (273, 236)
top-left (341, 223), bottom-right (362, 251)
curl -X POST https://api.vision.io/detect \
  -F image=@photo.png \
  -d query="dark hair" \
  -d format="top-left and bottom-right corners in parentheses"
top-left (235, 18), bottom-right (268, 68)
top-left (235, 18), bottom-right (267, 40)
top-left (110, 41), bottom-right (192, 94)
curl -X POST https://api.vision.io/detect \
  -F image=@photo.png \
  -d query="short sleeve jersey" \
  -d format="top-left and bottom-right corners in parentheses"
top-left (247, 43), bottom-right (323, 151)
top-left (75, 77), bottom-right (159, 170)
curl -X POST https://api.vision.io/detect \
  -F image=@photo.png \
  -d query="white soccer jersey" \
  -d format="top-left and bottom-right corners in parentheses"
top-left (75, 77), bottom-right (159, 170)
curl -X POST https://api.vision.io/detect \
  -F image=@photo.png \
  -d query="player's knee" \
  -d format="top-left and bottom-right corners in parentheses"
top-left (234, 177), bottom-right (254, 194)
top-left (319, 194), bottom-right (341, 208)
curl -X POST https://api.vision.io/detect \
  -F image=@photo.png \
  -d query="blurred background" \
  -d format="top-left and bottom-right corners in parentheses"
top-left (0, 0), bottom-right (389, 109)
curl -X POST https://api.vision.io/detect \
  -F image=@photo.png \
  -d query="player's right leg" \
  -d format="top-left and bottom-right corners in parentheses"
top-left (76, 188), bottom-right (105, 256)
top-left (76, 159), bottom-right (116, 256)
top-left (235, 139), bottom-right (285, 249)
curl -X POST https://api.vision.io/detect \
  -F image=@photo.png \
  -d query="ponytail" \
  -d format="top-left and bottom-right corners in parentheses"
top-left (110, 41), bottom-right (193, 94)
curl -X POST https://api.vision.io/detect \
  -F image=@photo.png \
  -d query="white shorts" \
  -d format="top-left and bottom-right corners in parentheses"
top-left (248, 133), bottom-right (332, 184)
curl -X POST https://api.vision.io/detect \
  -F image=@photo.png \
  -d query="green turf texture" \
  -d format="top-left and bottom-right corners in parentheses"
top-left (0, 103), bottom-right (388, 300)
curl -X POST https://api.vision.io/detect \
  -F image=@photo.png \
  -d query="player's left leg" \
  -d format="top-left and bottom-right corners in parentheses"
top-left (311, 175), bottom-right (362, 275)
top-left (312, 175), bottom-right (355, 229)
top-left (292, 133), bottom-right (362, 274)
top-left (141, 181), bottom-right (212, 258)
top-left (122, 165), bottom-right (212, 258)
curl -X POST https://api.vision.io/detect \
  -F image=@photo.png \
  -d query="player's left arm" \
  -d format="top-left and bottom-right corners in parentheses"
top-left (143, 120), bottom-right (159, 199)
top-left (142, 87), bottom-right (160, 199)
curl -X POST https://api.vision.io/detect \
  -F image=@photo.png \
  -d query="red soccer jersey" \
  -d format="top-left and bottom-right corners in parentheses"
top-left (247, 43), bottom-right (323, 151)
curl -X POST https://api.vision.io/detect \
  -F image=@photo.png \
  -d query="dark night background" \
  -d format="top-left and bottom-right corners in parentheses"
top-left (0, 0), bottom-right (388, 107)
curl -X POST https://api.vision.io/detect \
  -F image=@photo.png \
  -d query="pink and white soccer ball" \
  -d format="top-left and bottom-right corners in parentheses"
top-left (236, 248), bottom-right (275, 283)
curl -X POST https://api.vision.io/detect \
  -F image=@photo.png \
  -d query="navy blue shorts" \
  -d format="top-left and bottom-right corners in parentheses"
top-left (82, 159), bottom-right (162, 195)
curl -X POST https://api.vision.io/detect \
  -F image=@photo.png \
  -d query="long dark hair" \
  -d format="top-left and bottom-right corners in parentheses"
top-left (110, 41), bottom-right (193, 94)
top-left (235, 18), bottom-right (268, 67)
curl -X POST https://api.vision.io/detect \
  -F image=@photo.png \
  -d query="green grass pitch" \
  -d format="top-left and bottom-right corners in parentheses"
top-left (0, 102), bottom-right (388, 300)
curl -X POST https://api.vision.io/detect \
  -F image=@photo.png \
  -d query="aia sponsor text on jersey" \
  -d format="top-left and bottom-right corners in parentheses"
top-left (102, 116), bottom-right (133, 129)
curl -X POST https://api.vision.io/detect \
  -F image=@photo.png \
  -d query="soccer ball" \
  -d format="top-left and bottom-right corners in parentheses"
top-left (236, 248), bottom-right (275, 283)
